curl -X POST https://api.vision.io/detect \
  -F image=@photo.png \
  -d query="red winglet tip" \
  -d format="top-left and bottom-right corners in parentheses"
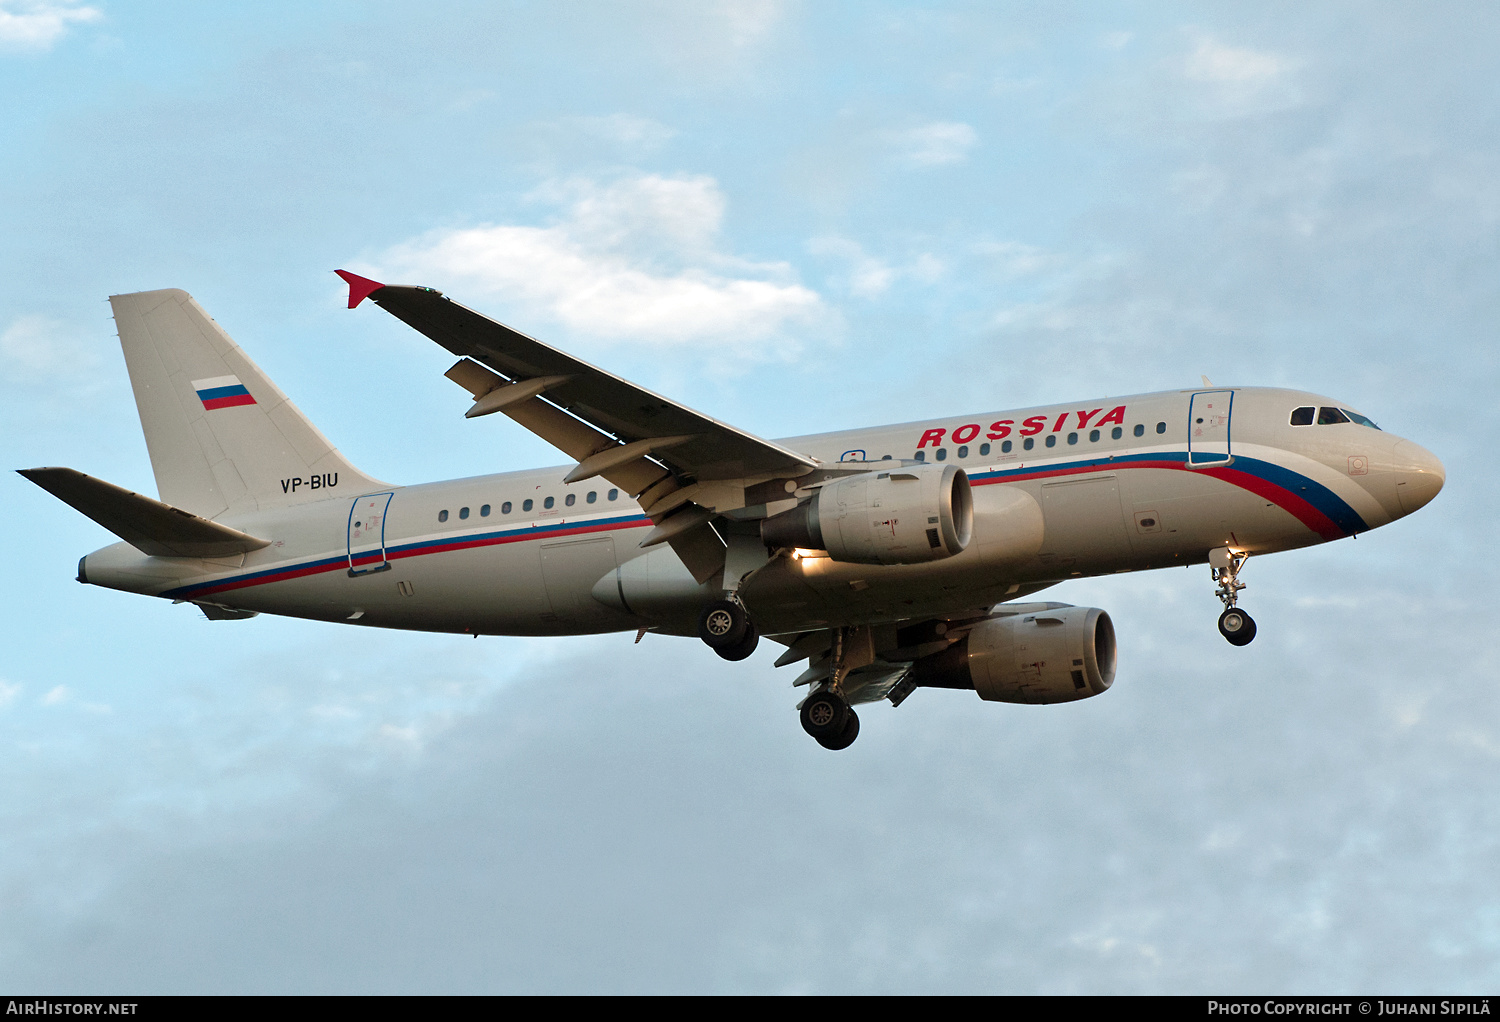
top-left (335, 269), bottom-right (385, 309)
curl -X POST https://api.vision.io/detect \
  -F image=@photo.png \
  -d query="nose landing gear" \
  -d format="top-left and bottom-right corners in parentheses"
top-left (1210, 546), bottom-right (1256, 646)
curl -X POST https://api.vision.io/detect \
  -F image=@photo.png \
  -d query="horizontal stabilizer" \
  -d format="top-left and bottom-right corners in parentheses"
top-left (18, 467), bottom-right (271, 558)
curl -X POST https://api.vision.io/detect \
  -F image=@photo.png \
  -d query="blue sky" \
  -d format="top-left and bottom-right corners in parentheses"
top-left (2, 1), bottom-right (1495, 993)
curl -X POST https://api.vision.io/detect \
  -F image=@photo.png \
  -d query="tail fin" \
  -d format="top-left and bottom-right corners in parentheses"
top-left (109, 289), bottom-right (387, 519)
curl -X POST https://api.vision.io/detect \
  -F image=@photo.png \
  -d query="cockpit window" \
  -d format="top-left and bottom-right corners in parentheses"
top-left (1317, 407), bottom-right (1350, 425)
top-left (1290, 406), bottom-right (1314, 426)
top-left (1341, 409), bottom-right (1381, 430)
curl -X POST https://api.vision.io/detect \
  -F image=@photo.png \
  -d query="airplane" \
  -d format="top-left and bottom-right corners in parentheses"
top-left (20, 273), bottom-right (1446, 750)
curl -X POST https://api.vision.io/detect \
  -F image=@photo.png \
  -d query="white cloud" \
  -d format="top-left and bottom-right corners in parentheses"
top-left (1184, 36), bottom-right (1291, 85)
top-left (808, 237), bottom-right (944, 298)
top-left (713, 0), bottom-right (787, 49)
top-left (972, 240), bottom-right (1062, 277)
top-left (36, 683), bottom-right (109, 714)
top-left (808, 237), bottom-right (895, 297)
top-left (0, 680), bottom-right (20, 708)
top-left (1, 314), bottom-right (74, 374)
top-left (1181, 34), bottom-right (1301, 118)
top-left (0, 1), bottom-right (100, 50)
top-left (889, 121), bottom-right (977, 167)
top-left (369, 174), bottom-right (823, 346)
top-left (571, 114), bottom-right (677, 149)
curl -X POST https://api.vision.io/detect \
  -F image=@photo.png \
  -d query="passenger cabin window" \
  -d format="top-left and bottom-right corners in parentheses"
top-left (438, 509), bottom-right (448, 522)
top-left (501, 501), bottom-right (512, 514)
top-left (459, 506), bottom-right (469, 520)
top-left (1156, 422), bottom-right (1166, 434)
top-left (1111, 427), bottom-right (1123, 440)
top-left (480, 504), bottom-right (490, 517)
top-left (586, 491), bottom-right (597, 503)
top-left (608, 489), bottom-right (618, 501)
top-left (914, 451), bottom-right (926, 462)
top-left (1022, 438), bottom-right (1033, 451)
top-left (1045, 435), bottom-right (1057, 448)
top-left (979, 443), bottom-right (991, 455)
top-left (935, 448), bottom-right (947, 461)
top-left (957, 445), bottom-right (968, 458)
top-left (1067, 432), bottom-right (1078, 445)
top-left (523, 499), bottom-right (533, 512)
top-left (544, 496), bottom-right (555, 509)
top-left (565, 493), bottom-right (576, 507)
top-left (1133, 424), bottom-right (1145, 437)
top-left (1318, 407), bottom-right (1350, 425)
top-left (1290, 406), bottom-right (1315, 426)
top-left (1001, 440), bottom-right (1012, 453)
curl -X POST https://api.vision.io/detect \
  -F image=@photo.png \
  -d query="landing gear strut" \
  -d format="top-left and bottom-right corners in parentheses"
top-left (1210, 546), bottom-right (1256, 646)
top-left (697, 599), bottom-right (759, 661)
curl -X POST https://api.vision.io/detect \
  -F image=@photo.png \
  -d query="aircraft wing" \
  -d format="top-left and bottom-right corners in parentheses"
top-left (337, 272), bottom-right (818, 486)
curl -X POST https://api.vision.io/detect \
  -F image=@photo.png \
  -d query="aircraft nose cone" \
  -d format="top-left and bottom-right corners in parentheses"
top-left (1393, 440), bottom-right (1445, 514)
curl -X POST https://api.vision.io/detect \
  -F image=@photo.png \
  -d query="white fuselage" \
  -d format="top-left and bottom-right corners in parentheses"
top-left (79, 386), bottom-right (1444, 637)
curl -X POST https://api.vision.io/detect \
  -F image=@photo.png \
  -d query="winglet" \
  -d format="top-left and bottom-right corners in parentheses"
top-left (335, 269), bottom-right (386, 309)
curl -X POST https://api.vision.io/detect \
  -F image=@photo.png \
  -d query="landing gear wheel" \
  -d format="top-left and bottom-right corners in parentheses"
top-left (697, 599), bottom-right (748, 649)
top-left (1218, 607), bottom-right (1257, 646)
top-left (715, 621), bottom-right (759, 661)
top-left (799, 690), bottom-right (850, 740)
top-left (816, 708), bottom-right (860, 751)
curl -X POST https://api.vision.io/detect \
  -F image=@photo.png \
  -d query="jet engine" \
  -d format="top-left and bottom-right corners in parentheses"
top-left (760, 463), bottom-right (973, 565)
top-left (908, 605), bottom-right (1117, 704)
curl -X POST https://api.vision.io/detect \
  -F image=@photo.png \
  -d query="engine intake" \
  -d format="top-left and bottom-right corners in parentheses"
top-left (761, 463), bottom-right (972, 565)
top-left (909, 606), bottom-right (1117, 704)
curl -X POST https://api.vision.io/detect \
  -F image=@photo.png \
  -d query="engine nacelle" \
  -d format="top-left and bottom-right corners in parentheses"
top-left (909, 605), bottom-right (1117, 704)
top-left (761, 463), bottom-right (973, 565)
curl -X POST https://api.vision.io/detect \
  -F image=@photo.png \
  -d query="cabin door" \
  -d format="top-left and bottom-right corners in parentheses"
top-left (1188, 391), bottom-right (1234, 466)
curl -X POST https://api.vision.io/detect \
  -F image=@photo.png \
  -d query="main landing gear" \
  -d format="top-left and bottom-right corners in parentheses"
top-left (796, 626), bottom-right (862, 750)
top-left (800, 689), bottom-right (859, 751)
top-left (696, 601), bottom-right (861, 750)
top-left (1210, 546), bottom-right (1256, 646)
top-left (697, 599), bottom-right (759, 661)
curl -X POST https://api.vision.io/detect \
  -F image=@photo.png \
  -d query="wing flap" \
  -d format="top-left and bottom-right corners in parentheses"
top-left (19, 467), bottom-right (271, 557)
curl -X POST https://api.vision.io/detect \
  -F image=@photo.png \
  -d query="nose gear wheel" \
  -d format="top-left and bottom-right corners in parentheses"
top-left (1218, 607), bottom-right (1257, 646)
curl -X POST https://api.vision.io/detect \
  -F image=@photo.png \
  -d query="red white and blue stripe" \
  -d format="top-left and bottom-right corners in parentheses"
top-left (193, 375), bottom-right (257, 410)
top-left (967, 451), bottom-right (1368, 541)
top-left (157, 448), bottom-right (1370, 601)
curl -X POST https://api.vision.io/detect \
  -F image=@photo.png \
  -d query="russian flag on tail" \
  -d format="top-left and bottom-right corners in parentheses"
top-left (193, 375), bottom-right (257, 410)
